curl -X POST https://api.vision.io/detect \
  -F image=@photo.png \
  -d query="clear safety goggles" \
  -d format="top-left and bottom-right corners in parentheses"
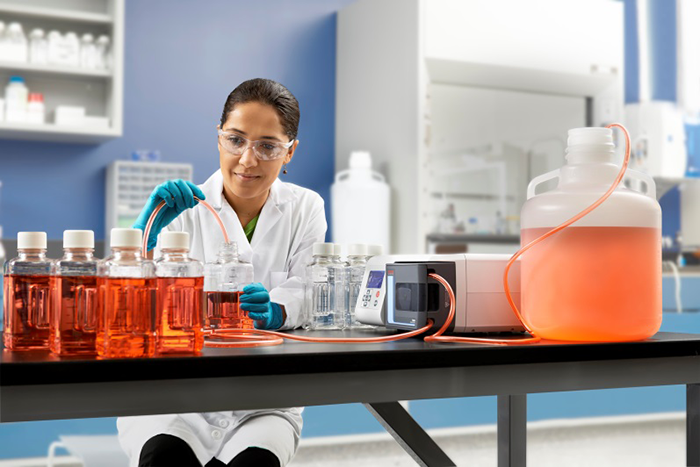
top-left (218, 129), bottom-right (295, 161)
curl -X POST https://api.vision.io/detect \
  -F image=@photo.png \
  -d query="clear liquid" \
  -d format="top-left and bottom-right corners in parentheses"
top-left (50, 275), bottom-right (98, 355)
top-left (97, 277), bottom-right (156, 358)
top-left (521, 226), bottom-right (662, 342)
top-left (3, 274), bottom-right (51, 350)
top-left (156, 277), bottom-right (204, 354)
top-left (206, 291), bottom-right (253, 330)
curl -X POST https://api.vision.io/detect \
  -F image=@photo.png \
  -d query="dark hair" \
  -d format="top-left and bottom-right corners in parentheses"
top-left (220, 78), bottom-right (300, 140)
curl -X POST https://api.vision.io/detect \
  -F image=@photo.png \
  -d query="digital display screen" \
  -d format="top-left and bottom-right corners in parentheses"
top-left (367, 270), bottom-right (385, 289)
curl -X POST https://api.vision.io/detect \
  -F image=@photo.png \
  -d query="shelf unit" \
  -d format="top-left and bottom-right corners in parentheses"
top-left (0, 0), bottom-right (124, 143)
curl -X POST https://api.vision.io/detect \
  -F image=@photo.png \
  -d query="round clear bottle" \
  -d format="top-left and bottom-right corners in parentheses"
top-left (304, 243), bottom-right (347, 330)
top-left (51, 230), bottom-right (99, 356)
top-left (4, 232), bottom-right (53, 350)
top-left (155, 231), bottom-right (204, 354)
top-left (204, 241), bottom-right (254, 333)
top-left (97, 228), bottom-right (156, 358)
top-left (346, 244), bottom-right (369, 328)
top-left (520, 127), bottom-right (661, 342)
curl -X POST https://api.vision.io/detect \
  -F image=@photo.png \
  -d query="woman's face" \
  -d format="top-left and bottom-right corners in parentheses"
top-left (219, 101), bottom-right (297, 201)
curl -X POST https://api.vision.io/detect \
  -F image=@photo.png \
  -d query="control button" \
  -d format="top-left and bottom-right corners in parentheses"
top-left (376, 291), bottom-right (380, 297)
top-left (218, 419), bottom-right (229, 428)
top-left (374, 300), bottom-right (378, 306)
top-left (212, 430), bottom-right (222, 440)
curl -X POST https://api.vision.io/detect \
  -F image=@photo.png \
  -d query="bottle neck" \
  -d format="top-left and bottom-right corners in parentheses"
top-left (111, 247), bottom-right (143, 261)
top-left (161, 248), bottom-right (190, 261)
top-left (62, 248), bottom-right (94, 261)
top-left (18, 248), bottom-right (47, 261)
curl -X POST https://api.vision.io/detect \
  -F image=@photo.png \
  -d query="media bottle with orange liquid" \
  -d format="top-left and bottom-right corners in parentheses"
top-left (204, 241), bottom-right (254, 334)
top-left (155, 231), bottom-right (204, 354)
top-left (97, 228), bottom-right (156, 358)
top-left (3, 231), bottom-right (53, 350)
top-left (50, 230), bottom-right (99, 356)
top-left (520, 127), bottom-right (662, 342)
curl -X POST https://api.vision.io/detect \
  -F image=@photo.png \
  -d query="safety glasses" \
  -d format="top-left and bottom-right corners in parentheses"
top-left (218, 129), bottom-right (295, 161)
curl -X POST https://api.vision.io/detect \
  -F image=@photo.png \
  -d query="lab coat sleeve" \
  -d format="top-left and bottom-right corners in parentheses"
top-left (269, 195), bottom-right (327, 330)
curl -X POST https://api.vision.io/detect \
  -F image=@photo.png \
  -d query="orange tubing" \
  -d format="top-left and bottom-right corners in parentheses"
top-left (499, 123), bottom-right (632, 346)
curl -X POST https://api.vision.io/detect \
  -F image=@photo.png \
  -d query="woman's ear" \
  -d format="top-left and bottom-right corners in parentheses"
top-left (285, 139), bottom-right (299, 164)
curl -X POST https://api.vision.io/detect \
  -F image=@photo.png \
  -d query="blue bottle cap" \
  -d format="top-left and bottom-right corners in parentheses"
top-left (9, 76), bottom-right (24, 83)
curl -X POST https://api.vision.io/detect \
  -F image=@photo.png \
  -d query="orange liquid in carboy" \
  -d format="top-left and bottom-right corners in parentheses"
top-left (50, 275), bottom-right (98, 356)
top-left (3, 274), bottom-right (52, 350)
top-left (520, 226), bottom-right (661, 342)
top-left (206, 291), bottom-right (254, 331)
top-left (156, 276), bottom-right (204, 354)
top-left (97, 277), bottom-right (156, 358)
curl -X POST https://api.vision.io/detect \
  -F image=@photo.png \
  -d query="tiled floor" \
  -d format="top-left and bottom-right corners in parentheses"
top-left (289, 412), bottom-right (685, 466)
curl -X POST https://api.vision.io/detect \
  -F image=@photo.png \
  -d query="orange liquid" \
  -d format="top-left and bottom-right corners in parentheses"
top-left (97, 277), bottom-right (156, 358)
top-left (156, 277), bottom-right (204, 354)
top-left (206, 291), bottom-right (253, 331)
top-left (3, 274), bottom-right (51, 350)
top-left (521, 226), bottom-right (661, 342)
top-left (50, 275), bottom-right (98, 356)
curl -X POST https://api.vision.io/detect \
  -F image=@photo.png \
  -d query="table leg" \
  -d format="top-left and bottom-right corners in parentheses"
top-left (364, 402), bottom-right (456, 467)
top-left (688, 384), bottom-right (700, 467)
top-left (498, 394), bottom-right (527, 467)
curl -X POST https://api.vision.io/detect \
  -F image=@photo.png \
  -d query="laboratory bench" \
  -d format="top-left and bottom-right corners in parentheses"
top-left (3, 330), bottom-right (700, 467)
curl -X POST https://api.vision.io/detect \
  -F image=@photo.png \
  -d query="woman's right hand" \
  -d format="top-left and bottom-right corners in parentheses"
top-left (133, 179), bottom-right (205, 251)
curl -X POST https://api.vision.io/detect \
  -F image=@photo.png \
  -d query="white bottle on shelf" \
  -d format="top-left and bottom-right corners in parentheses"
top-left (6, 22), bottom-right (27, 63)
top-left (95, 35), bottom-right (111, 70)
top-left (0, 22), bottom-right (7, 61)
top-left (63, 32), bottom-right (80, 67)
top-left (26, 93), bottom-right (45, 124)
top-left (5, 76), bottom-right (28, 123)
top-left (80, 33), bottom-right (96, 69)
top-left (29, 29), bottom-right (48, 65)
top-left (47, 30), bottom-right (63, 65)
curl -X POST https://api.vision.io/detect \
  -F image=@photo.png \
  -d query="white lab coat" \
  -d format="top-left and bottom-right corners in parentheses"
top-left (118, 170), bottom-right (327, 466)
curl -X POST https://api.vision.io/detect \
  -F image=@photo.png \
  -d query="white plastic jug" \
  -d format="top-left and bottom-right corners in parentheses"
top-left (331, 151), bottom-right (390, 252)
top-left (520, 127), bottom-right (662, 342)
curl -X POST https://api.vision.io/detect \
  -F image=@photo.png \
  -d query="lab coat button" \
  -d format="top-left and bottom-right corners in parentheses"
top-left (219, 419), bottom-right (229, 428)
top-left (212, 430), bottom-right (222, 440)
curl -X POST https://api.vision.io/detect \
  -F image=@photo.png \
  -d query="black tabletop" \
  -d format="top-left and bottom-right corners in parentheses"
top-left (3, 330), bottom-right (700, 387)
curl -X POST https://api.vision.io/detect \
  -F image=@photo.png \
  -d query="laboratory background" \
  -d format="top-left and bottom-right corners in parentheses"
top-left (0, 0), bottom-right (699, 465)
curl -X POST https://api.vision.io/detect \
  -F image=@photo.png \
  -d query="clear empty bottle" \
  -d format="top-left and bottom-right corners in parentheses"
top-left (50, 230), bottom-right (99, 356)
top-left (204, 241), bottom-right (254, 334)
top-left (346, 244), bottom-right (368, 328)
top-left (97, 228), bottom-right (156, 358)
top-left (155, 231), bottom-right (204, 354)
top-left (4, 232), bottom-right (53, 350)
top-left (304, 243), bottom-right (347, 330)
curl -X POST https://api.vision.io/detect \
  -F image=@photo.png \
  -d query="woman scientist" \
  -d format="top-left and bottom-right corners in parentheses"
top-left (118, 78), bottom-right (326, 467)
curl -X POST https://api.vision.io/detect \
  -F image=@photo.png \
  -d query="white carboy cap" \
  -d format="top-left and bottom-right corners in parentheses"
top-left (333, 244), bottom-right (343, 256)
top-left (111, 228), bottom-right (142, 248)
top-left (161, 231), bottom-right (190, 250)
top-left (367, 244), bottom-right (384, 256)
top-left (63, 230), bottom-right (94, 249)
top-left (347, 244), bottom-right (368, 256)
top-left (18, 231), bottom-right (47, 249)
top-left (313, 242), bottom-right (334, 256)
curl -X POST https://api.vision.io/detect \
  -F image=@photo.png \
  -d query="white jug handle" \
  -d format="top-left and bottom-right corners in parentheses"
top-left (335, 169), bottom-right (386, 183)
top-left (527, 169), bottom-right (560, 200)
top-left (624, 168), bottom-right (656, 199)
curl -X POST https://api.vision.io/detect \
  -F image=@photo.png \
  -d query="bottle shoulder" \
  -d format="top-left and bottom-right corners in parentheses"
top-left (4, 256), bottom-right (54, 275)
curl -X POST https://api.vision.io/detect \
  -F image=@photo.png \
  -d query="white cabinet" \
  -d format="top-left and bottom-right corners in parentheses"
top-left (0, 0), bottom-right (124, 143)
top-left (336, 0), bottom-right (623, 254)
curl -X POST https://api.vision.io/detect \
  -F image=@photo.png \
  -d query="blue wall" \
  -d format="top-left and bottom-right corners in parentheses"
top-left (0, 0), bottom-right (350, 240)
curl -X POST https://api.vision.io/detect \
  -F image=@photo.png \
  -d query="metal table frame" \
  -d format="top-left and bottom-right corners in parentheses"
top-left (3, 337), bottom-right (700, 466)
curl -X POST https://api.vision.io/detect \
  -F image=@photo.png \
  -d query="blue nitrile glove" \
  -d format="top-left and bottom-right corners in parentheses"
top-left (240, 282), bottom-right (285, 330)
top-left (133, 179), bottom-right (205, 251)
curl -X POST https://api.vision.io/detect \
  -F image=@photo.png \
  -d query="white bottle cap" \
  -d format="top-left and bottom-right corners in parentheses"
top-left (8, 22), bottom-right (23, 32)
top-left (111, 228), bottom-right (142, 248)
top-left (30, 28), bottom-right (44, 38)
top-left (81, 33), bottom-right (94, 42)
top-left (161, 231), bottom-right (189, 250)
top-left (312, 242), bottom-right (334, 256)
top-left (63, 230), bottom-right (94, 249)
top-left (349, 151), bottom-right (372, 169)
top-left (347, 244), bottom-right (368, 256)
top-left (18, 231), bottom-right (47, 249)
top-left (367, 244), bottom-right (384, 256)
top-left (333, 243), bottom-right (343, 256)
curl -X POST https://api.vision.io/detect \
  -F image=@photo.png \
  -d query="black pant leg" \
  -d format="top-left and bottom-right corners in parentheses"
top-left (139, 434), bottom-right (202, 467)
top-left (226, 447), bottom-right (280, 467)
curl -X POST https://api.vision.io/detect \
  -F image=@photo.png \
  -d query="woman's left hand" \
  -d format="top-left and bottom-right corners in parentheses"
top-left (240, 283), bottom-right (285, 330)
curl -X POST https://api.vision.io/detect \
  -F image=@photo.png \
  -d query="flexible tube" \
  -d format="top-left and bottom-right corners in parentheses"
top-left (500, 123), bottom-right (632, 345)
